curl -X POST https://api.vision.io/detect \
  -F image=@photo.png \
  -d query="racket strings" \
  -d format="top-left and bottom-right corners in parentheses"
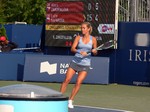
top-left (104, 42), bottom-right (114, 48)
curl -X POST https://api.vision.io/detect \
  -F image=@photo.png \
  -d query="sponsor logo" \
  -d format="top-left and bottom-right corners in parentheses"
top-left (135, 33), bottom-right (150, 47)
top-left (40, 61), bottom-right (57, 75)
top-left (129, 49), bottom-right (150, 62)
top-left (40, 61), bottom-right (69, 75)
top-left (97, 24), bottom-right (114, 34)
top-left (133, 81), bottom-right (150, 86)
top-left (60, 63), bottom-right (69, 74)
top-left (129, 33), bottom-right (150, 62)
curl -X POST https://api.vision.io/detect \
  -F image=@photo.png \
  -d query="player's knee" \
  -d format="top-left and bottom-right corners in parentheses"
top-left (64, 78), bottom-right (71, 84)
top-left (75, 82), bottom-right (82, 87)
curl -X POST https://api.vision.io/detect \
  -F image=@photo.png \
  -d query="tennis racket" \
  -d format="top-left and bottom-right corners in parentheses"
top-left (12, 47), bottom-right (40, 51)
top-left (87, 40), bottom-right (116, 54)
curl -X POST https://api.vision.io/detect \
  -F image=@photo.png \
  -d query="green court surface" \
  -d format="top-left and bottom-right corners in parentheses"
top-left (0, 81), bottom-right (150, 112)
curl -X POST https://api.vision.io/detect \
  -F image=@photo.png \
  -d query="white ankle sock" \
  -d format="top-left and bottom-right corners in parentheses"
top-left (68, 100), bottom-right (74, 108)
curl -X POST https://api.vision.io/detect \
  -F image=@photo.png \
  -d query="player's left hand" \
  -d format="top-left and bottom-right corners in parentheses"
top-left (91, 49), bottom-right (97, 55)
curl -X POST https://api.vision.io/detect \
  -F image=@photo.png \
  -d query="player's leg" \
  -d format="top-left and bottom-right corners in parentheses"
top-left (68, 71), bottom-right (87, 108)
top-left (69, 71), bottom-right (87, 100)
top-left (60, 67), bottom-right (76, 93)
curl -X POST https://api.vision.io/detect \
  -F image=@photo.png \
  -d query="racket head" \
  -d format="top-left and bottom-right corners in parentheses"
top-left (96, 40), bottom-right (116, 50)
top-left (95, 43), bottom-right (104, 50)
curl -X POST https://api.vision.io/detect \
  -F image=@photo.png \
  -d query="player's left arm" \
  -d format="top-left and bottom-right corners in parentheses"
top-left (92, 36), bottom-right (97, 55)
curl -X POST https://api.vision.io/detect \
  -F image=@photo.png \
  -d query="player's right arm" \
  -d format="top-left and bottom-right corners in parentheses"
top-left (71, 35), bottom-right (80, 53)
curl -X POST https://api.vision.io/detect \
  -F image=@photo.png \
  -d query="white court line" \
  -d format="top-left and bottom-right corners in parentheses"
top-left (75, 105), bottom-right (134, 112)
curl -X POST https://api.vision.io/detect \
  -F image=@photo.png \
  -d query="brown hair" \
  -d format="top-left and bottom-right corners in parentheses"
top-left (81, 22), bottom-right (93, 34)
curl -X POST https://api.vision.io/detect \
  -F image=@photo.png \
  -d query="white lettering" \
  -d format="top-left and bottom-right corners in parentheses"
top-left (144, 50), bottom-right (147, 62)
top-left (133, 81), bottom-right (150, 86)
top-left (129, 49), bottom-right (150, 62)
top-left (129, 49), bottom-right (132, 61)
top-left (52, 35), bottom-right (72, 40)
top-left (51, 8), bottom-right (69, 12)
top-left (60, 63), bottom-right (69, 68)
top-left (135, 50), bottom-right (142, 61)
top-left (60, 69), bottom-right (67, 74)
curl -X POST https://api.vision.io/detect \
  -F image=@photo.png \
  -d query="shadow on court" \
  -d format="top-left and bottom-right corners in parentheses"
top-left (69, 105), bottom-right (131, 112)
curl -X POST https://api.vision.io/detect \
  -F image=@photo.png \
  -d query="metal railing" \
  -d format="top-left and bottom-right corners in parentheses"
top-left (119, 0), bottom-right (150, 22)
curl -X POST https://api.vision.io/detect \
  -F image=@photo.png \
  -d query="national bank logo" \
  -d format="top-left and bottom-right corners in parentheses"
top-left (135, 33), bottom-right (150, 47)
top-left (40, 61), bottom-right (57, 75)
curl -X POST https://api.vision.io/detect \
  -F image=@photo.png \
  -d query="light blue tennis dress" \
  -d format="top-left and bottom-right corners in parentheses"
top-left (69, 35), bottom-right (93, 72)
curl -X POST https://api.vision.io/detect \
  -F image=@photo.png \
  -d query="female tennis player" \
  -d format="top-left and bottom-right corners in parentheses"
top-left (60, 22), bottom-right (97, 108)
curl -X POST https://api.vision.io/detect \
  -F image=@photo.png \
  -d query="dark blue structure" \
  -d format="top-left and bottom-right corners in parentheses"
top-left (116, 22), bottom-right (150, 86)
top-left (4, 24), bottom-right (42, 48)
top-left (0, 22), bottom-right (150, 86)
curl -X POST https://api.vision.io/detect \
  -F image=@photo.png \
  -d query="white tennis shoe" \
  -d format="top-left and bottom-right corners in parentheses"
top-left (68, 100), bottom-right (74, 108)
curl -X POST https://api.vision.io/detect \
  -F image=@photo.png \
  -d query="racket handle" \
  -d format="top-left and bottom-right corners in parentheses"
top-left (87, 48), bottom-right (97, 54)
top-left (86, 51), bottom-right (91, 54)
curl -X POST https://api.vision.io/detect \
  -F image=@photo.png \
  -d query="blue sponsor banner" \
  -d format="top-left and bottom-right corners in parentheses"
top-left (117, 22), bottom-right (150, 86)
top-left (0, 53), bottom-right (25, 81)
top-left (23, 54), bottom-right (110, 84)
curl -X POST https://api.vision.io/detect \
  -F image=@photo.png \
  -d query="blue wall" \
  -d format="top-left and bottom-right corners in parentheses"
top-left (1, 22), bottom-right (150, 86)
top-left (4, 24), bottom-right (42, 48)
top-left (0, 53), bottom-right (25, 81)
top-left (116, 22), bottom-right (150, 86)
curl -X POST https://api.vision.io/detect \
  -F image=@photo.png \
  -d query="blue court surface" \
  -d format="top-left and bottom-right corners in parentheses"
top-left (69, 105), bottom-right (133, 112)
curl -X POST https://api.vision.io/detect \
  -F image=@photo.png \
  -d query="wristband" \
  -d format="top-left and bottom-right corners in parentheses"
top-left (76, 49), bottom-right (81, 53)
